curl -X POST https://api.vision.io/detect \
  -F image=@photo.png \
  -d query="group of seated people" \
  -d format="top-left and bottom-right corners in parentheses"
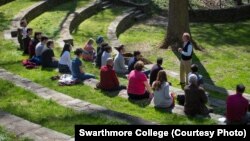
top-left (17, 20), bottom-right (249, 124)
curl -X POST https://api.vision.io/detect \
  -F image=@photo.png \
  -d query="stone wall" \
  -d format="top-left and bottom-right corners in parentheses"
top-left (0, 0), bottom-right (14, 6)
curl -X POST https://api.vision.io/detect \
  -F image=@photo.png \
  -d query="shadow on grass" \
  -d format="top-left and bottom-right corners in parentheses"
top-left (128, 98), bottom-right (151, 108)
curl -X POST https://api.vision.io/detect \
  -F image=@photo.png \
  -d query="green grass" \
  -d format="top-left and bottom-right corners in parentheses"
top-left (0, 79), bottom-right (125, 136)
top-left (72, 6), bottom-right (127, 47)
top-left (28, 0), bottom-right (92, 38)
top-left (0, 126), bottom-right (31, 141)
top-left (119, 21), bottom-right (250, 94)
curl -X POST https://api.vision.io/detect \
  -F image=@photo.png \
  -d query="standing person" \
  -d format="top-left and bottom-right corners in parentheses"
top-left (226, 84), bottom-right (250, 124)
top-left (178, 32), bottom-right (193, 85)
top-left (72, 48), bottom-right (95, 81)
top-left (150, 57), bottom-right (163, 86)
top-left (82, 38), bottom-right (95, 62)
top-left (127, 61), bottom-right (153, 100)
top-left (184, 74), bottom-right (209, 116)
top-left (95, 36), bottom-right (105, 68)
top-left (152, 70), bottom-right (174, 109)
top-left (114, 45), bottom-right (128, 74)
top-left (101, 45), bottom-right (112, 67)
top-left (23, 28), bottom-right (33, 55)
top-left (41, 40), bottom-right (58, 68)
top-left (188, 64), bottom-right (204, 87)
top-left (29, 32), bottom-right (42, 58)
top-left (18, 20), bottom-right (27, 50)
top-left (59, 43), bottom-right (72, 74)
top-left (97, 58), bottom-right (126, 91)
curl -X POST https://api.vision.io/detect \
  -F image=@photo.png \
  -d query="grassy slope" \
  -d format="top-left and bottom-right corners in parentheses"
top-left (119, 21), bottom-right (250, 94)
top-left (28, 0), bottom-right (92, 38)
top-left (0, 79), bottom-right (125, 136)
top-left (0, 126), bottom-right (31, 141)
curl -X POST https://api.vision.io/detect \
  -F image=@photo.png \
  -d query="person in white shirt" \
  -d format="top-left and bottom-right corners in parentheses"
top-left (114, 45), bottom-right (128, 74)
top-left (101, 45), bottom-right (112, 67)
top-left (59, 43), bottom-right (72, 74)
top-left (178, 32), bottom-right (193, 85)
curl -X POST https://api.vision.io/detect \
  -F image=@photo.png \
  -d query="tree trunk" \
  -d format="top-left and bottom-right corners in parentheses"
top-left (234, 0), bottom-right (243, 5)
top-left (160, 0), bottom-right (201, 50)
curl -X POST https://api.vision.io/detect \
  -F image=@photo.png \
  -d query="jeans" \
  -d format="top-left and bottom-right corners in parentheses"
top-left (79, 73), bottom-right (95, 81)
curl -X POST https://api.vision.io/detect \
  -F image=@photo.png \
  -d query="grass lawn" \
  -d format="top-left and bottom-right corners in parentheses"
top-left (0, 79), bottom-right (125, 136)
top-left (119, 20), bottom-right (250, 94)
top-left (0, 126), bottom-right (31, 141)
top-left (0, 0), bottom-right (216, 125)
top-left (28, 0), bottom-right (92, 38)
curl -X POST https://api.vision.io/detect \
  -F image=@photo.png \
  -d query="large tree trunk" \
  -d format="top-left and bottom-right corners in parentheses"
top-left (160, 0), bottom-right (201, 50)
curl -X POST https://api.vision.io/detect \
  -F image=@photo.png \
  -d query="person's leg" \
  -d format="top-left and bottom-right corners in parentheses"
top-left (180, 59), bottom-right (185, 84)
top-left (183, 60), bottom-right (192, 85)
top-left (50, 61), bottom-right (58, 68)
top-left (81, 73), bottom-right (95, 81)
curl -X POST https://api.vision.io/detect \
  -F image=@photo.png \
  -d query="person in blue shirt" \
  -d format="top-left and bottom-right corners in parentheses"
top-left (72, 48), bottom-right (95, 81)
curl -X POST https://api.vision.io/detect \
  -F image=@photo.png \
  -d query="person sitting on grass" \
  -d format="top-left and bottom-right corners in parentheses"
top-left (101, 45), bottom-right (112, 67)
top-left (226, 84), bottom-right (250, 125)
top-left (150, 57), bottom-right (163, 86)
top-left (127, 61), bottom-right (153, 100)
top-left (82, 38), bottom-right (95, 62)
top-left (95, 36), bottom-right (105, 68)
top-left (152, 70), bottom-right (174, 109)
top-left (59, 43), bottom-right (72, 74)
top-left (97, 58), bottom-right (126, 91)
top-left (184, 74), bottom-right (209, 117)
top-left (29, 32), bottom-right (41, 59)
top-left (41, 40), bottom-right (58, 68)
top-left (35, 36), bottom-right (48, 57)
top-left (188, 64), bottom-right (204, 87)
top-left (128, 51), bottom-right (150, 77)
top-left (71, 48), bottom-right (95, 81)
top-left (114, 45), bottom-right (128, 75)
top-left (23, 28), bottom-right (33, 55)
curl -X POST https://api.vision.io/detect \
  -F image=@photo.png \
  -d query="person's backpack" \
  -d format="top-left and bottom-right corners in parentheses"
top-left (177, 95), bottom-right (185, 106)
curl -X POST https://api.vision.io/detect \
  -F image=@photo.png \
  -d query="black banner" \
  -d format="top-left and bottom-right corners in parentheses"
top-left (75, 125), bottom-right (249, 140)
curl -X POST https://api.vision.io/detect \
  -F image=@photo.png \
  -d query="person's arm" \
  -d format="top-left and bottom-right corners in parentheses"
top-left (144, 81), bottom-right (152, 94)
top-left (181, 44), bottom-right (192, 56)
top-left (119, 55), bottom-right (127, 70)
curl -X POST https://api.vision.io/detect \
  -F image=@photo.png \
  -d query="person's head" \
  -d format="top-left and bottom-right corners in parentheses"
top-left (191, 64), bottom-right (198, 73)
top-left (20, 19), bottom-right (27, 27)
top-left (133, 51), bottom-right (141, 60)
top-left (157, 57), bottom-right (163, 66)
top-left (46, 40), bottom-right (54, 49)
top-left (182, 32), bottom-right (191, 42)
top-left (134, 61), bottom-right (144, 71)
top-left (104, 45), bottom-right (112, 53)
top-left (116, 45), bottom-right (125, 53)
top-left (34, 32), bottom-right (42, 40)
top-left (101, 42), bottom-right (108, 48)
top-left (188, 74), bottom-right (198, 86)
top-left (153, 70), bottom-right (168, 91)
top-left (96, 36), bottom-right (104, 44)
top-left (87, 38), bottom-right (94, 45)
top-left (106, 58), bottom-right (114, 67)
top-left (41, 36), bottom-right (48, 44)
top-left (236, 84), bottom-right (245, 94)
top-left (27, 28), bottom-right (33, 36)
top-left (61, 43), bottom-right (72, 57)
top-left (74, 48), bottom-right (83, 57)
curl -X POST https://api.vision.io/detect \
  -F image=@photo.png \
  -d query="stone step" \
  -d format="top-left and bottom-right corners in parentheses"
top-left (134, 13), bottom-right (147, 21)
top-left (102, 4), bottom-right (112, 9)
top-left (101, 0), bottom-right (111, 5)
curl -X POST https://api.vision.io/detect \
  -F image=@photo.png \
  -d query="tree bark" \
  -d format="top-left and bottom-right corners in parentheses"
top-left (160, 0), bottom-right (201, 50)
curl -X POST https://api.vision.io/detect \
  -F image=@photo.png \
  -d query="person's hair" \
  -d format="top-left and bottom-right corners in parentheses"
top-left (101, 42), bottom-right (108, 48)
top-left (106, 58), bottom-right (113, 65)
top-left (183, 32), bottom-right (191, 40)
top-left (41, 36), bottom-right (48, 42)
top-left (96, 36), bottom-right (104, 44)
top-left (191, 64), bottom-right (198, 73)
top-left (134, 61), bottom-right (144, 71)
top-left (236, 84), bottom-right (245, 94)
top-left (34, 32), bottom-right (42, 40)
top-left (27, 28), bottom-right (33, 33)
top-left (188, 74), bottom-right (197, 85)
top-left (87, 38), bottom-right (94, 45)
top-left (74, 48), bottom-right (83, 56)
top-left (133, 51), bottom-right (141, 57)
top-left (103, 46), bottom-right (112, 52)
top-left (157, 57), bottom-right (163, 65)
top-left (46, 40), bottom-right (54, 48)
top-left (20, 20), bottom-right (26, 26)
top-left (116, 45), bottom-right (124, 52)
top-left (61, 43), bottom-right (71, 57)
top-left (152, 70), bottom-right (168, 91)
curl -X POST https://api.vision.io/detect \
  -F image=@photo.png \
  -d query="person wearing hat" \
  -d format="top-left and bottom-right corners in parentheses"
top-left (114, 45), bottom-right (128, 74)
top-left (184, 74), bottom-right (209, 116)
top-left (95, 36), bottom-right (105, 68)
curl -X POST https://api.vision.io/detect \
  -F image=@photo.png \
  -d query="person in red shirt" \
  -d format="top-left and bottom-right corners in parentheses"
top-left (97, 58), bottom-right (126, 91)
top-left (226, 84), bottom-right (250, 124)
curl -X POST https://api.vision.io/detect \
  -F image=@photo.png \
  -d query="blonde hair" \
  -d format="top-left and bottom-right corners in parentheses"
top-left (87, 38), bottom-right (94, 44)
top-left (183, 32), bottom-right (191, 40)
top-left (134, 61), bottom-right (144, 71)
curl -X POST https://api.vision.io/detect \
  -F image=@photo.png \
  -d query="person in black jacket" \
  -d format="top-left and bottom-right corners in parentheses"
top-left (41, 40), bottom-right (58, 68)
top-left (23, 28), bottom-right (33, 55)
top-left (149, 57), bottom-right (163, 86)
